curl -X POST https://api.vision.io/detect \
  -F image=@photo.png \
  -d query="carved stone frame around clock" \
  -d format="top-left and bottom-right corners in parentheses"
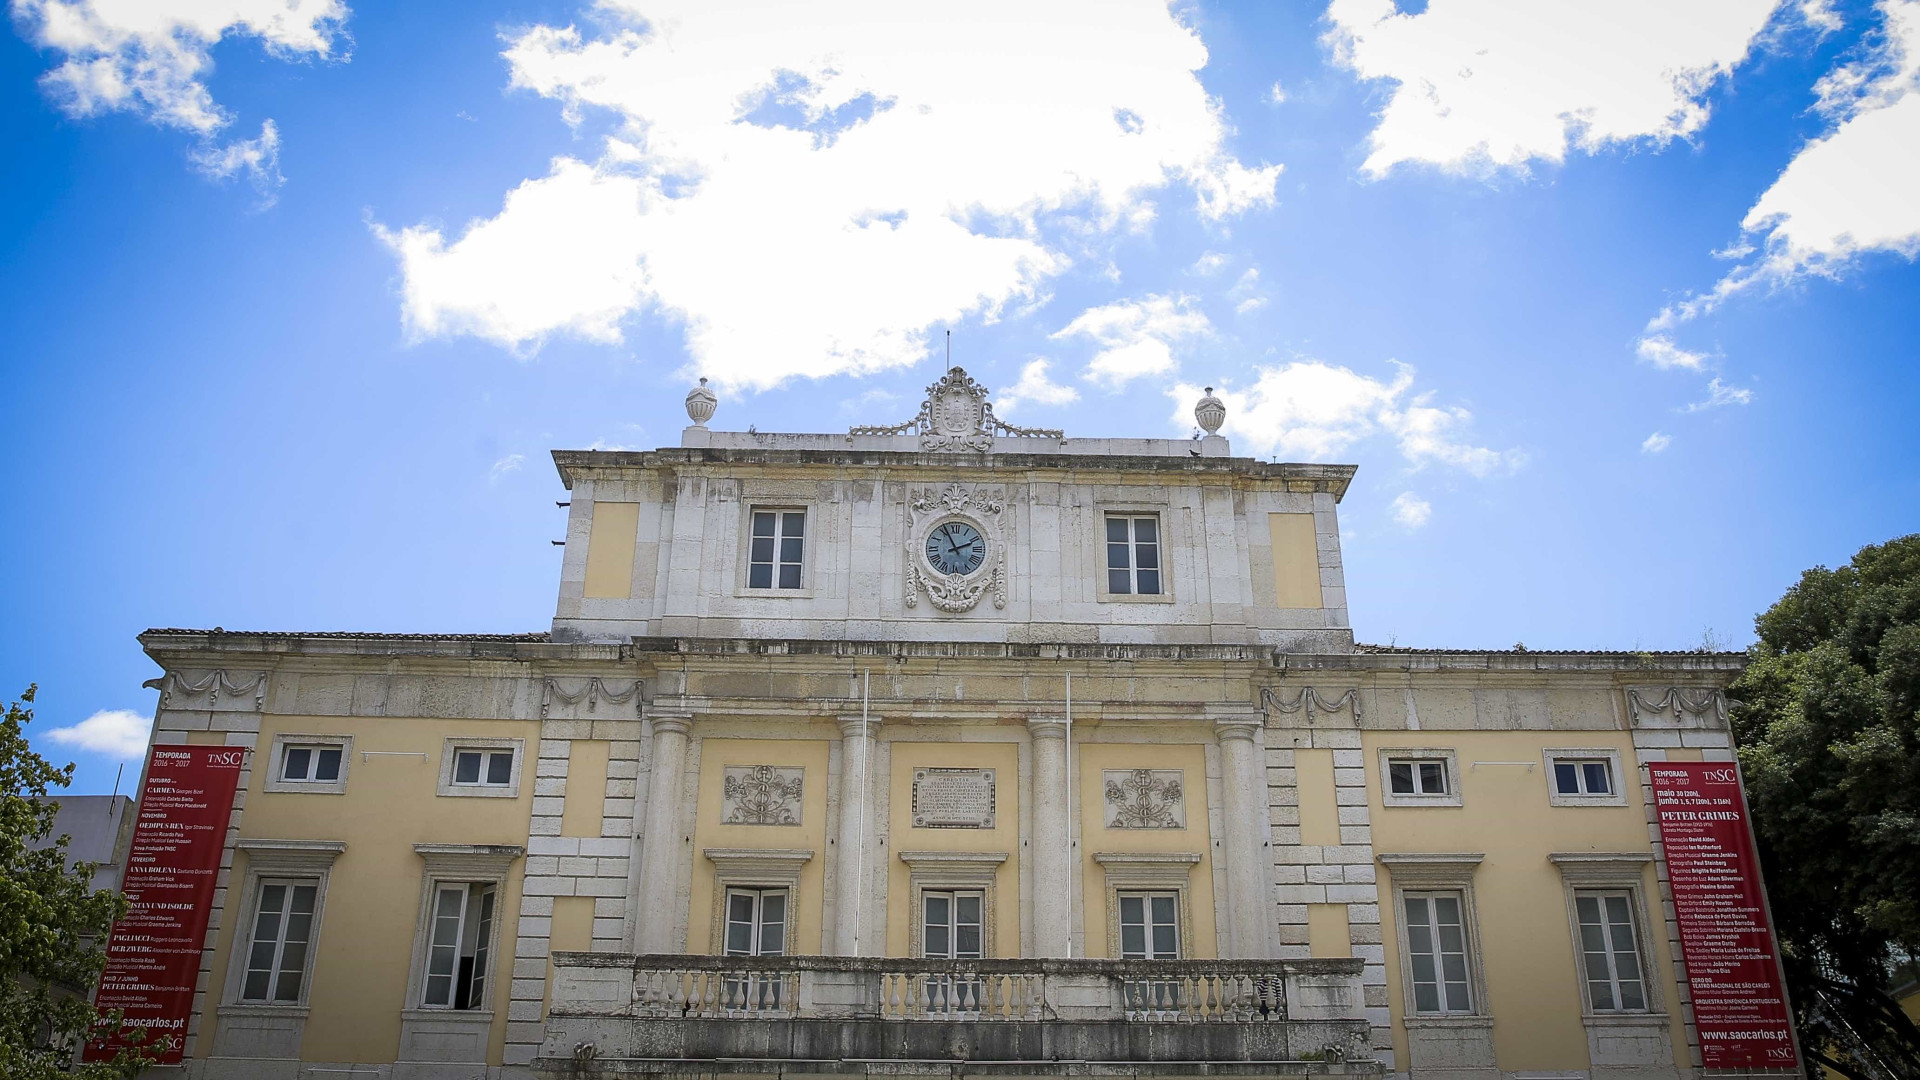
top-left (905, 483), bottom-right (1009, 613)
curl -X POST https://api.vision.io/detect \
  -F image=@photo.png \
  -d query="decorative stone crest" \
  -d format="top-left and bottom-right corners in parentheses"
top-left (905, 483), bottom-right (1007, 613)
top-left (850, 367), bottom-right (1062, 451)
top-left (1104, 769), bottom-right (1186, 829)
top-left (721, 765), bottom-right (804, 826)
top-left (1627, 687), bottom-right (1726, 727)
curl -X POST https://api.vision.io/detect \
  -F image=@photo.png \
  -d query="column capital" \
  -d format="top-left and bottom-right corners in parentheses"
top-left (648, 713), bottom-right (693, 737)
top-left (1215, 718), bottom-right (1262, 744)
top-left (1027, 718), bottom-right (1068, 741)
top-left (837, 715), bottom-right (883, 739)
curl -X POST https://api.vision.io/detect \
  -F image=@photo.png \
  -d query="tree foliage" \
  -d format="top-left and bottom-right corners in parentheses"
top-left (0, 686), bottom-right (151, 1078)
top-left (1730, 535), bottom-right (1920, 1078)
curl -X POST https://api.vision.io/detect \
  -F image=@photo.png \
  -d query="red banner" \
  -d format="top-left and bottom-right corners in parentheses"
top-left (1649, 761), bottom-right (1799, 1071)
top-left (85, 744), bottom-right (247, 1064)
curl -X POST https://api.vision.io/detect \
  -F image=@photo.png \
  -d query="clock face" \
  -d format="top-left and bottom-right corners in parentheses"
top-left (925, 520), bottom-right (987, 576)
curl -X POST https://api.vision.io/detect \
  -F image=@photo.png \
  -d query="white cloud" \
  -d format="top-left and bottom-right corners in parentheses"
top-left (1266, 80), bottom-right (1288, 105)
top-left (1651, 0), bottom-right (1920, 328)
top-left (489, 453), bottom-right (525, 480)
top-left (1641, 431), bottom-right (1672, 454)
top-left (1168, 359), bottom-right (1522, 474)
top-left (995, 358), bottom-right (1079, 415)
top-left (12, 0), bottom-right (347, 192)
top-left (1228, 267), bottom-right (1267, 314)
top-left (42, 708), bottom-right (151, 759)
top-left (1683, 377), bottom-right (1754, 411)
top-left (1191, 251), bottom-right (1230, 275)
top-left (1056, 294), bottom-right (1211, 388)
top-left (1636, 335), bottom-right (1711, 371)
top-left (1324, 0), bottom-right (1790, 176)
top-left (378, 1), bottom-right (1281, 387)
top-left (1390, 491), bottom-right (1432, 529)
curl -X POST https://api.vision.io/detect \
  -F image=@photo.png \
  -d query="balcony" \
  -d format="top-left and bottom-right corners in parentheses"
top-left (535, 954), bottom-right (1380, 1077)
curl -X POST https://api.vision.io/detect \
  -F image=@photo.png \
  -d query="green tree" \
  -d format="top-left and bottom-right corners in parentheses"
top-left (1730, 535), bottom-right (1920, 1079)
top-left (0, 686), bottom-right (151, 1078)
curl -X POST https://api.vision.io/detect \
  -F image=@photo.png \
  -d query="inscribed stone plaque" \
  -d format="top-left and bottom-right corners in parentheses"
top-left (912, 768), bottom-right (996, 829)
top-left (721, 765), bottom-right (804, 826)
top-left (1103, 769), bottom-right (1186, 829)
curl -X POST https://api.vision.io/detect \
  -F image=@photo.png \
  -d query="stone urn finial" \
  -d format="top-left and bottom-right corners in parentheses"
top-left (1194, 386), bottom-right (1225, 435)
top-left (685, 377), bottom-right (717, 428)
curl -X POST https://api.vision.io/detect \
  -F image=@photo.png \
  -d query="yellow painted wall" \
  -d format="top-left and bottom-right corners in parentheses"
top-left (582, 501), bottom-right (641, 599)
top-left (1308, 903), bottom-right (1352, 959)
top-left (687, 737), bottom-right (831, 955)
top-left (545, 896), bottom-right (594, 1013)
top-left (887, 741), bottom-right (1022, 958)
top-left (1364, 730), bottom-right (1683, 1074)
top-left (1295, 748), bottom-right (1341, 847)
top-left (561, 740), bottom-right (610, 837)
top-left (1268, 513), bottom-right (1323, 610)
top-left (219, 714), bottom-right (539, 1066)
top-left (1075, 741), bottom-right (1217, 959)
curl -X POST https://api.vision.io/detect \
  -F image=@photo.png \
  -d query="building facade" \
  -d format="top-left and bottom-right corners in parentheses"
top-left (130, 370), bottom-right (1782, 1079)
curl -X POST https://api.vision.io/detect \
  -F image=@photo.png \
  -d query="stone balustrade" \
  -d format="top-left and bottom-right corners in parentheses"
top-left (537, 953), bottom-right (1379, 1077)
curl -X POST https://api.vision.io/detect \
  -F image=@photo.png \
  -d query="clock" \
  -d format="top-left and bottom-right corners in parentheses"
top-left (924, 520), bottom-right (987, 576)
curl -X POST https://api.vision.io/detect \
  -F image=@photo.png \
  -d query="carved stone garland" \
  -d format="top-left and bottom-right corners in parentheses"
top-left (540, 677), bottom-right (643, 718)
top-left (142, 669), bottom-right (269, 710)
top-left (851, 367), bottom-right (1061, 451)
top-left (1627, 687), bottom-right (1727, 726)
top-left (1260, 685), bottom-right (1364, 726)
top-left (905, 483), bottom-right (1008, 613)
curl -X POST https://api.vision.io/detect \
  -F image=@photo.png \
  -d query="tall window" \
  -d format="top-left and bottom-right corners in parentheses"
top-left (1118, 892), bottom-right (1179, 959)
top-left (1404, 892), bottom-right (1473, 1013)
top-left (724, 888), bottom-right (787, 956)
top-left (422, 883), bottom-right (496, 1010)
top-left (922, 891), bottom-right (983, 959)
top-left (279, 745), bottom-right (341, 784)
top-left (1106, 515), bottom-right (1162, 595)
top-left (1576, 891), bottom-right (1647, 1012)
top-left (749, 510), bottom-right (805, 589)
top-left (241, 880), bottom-right (316, 1003)
top-left (1553, 758), bottom-right (1614, 797)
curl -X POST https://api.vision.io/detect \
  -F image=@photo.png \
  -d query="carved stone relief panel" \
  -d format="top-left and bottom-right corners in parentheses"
top-left (721, 765), bottom-right (805, 826)
top-left (1103, 769), bottom-right (1186, 829)
top-left (911, 768), bottom-right (996, 829)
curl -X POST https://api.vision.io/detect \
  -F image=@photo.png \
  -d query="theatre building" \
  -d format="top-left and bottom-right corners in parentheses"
top-left (118, 370), bottom-right (1800, 1079)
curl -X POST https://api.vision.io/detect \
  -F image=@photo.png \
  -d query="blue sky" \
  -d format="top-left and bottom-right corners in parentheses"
top-left (4, 0), bottom-right (1917, 793)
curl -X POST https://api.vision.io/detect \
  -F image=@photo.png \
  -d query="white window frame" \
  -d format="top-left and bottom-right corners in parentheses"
top-left (921, 890), bottom-right (986, 960)
top-left (1549, 853), bottom-right (1665, 1019)
top-left (1379, 852), bottom-right (1493, 1028)
top-left (744, 506), bottom-right (809, 592)
top-left (1092, 851), bottom-right (1200, 958)
top-left (220, 839), bottom-right (345, 1013)
top-left (722, 887), bottom-right (790, 956)
top-left (1401, 889), bottom-right (1475, 1014)
top-left (1099, 511), bottom-right (1170, 601)
top-left (900, 850), bottom-right (1006, 959)
top-left (1543, 747), bottom-right (1628, 807)
top-left (419, 881), bottom-right (500, 1010)
top-left (1378, 747), bottom-right (1462, 808)
top-left (435, 737), bottom-right (524, 799)
top-left (263, 733), bottom-right (352, 795)
top-left (1116, 890), bottom-right (1182, 959)
top-left (703, 848), bottom-right (812, 954)
top-left (401, 844), bottom-right (521, 1025)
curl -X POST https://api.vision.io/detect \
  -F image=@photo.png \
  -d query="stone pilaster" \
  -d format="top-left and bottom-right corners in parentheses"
top-left (1027, 719), bottom-right (1072, 957)
top-left (1216, 717), bottom-right (1272, 958)
top-left (633, 713), bottom-right (693, 954)
top-left (832, 715), bottom-right (883, 955)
